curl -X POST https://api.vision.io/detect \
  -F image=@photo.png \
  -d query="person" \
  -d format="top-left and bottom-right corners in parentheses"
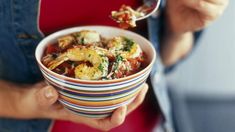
top-left (0, 0), bottom-right (228, 131)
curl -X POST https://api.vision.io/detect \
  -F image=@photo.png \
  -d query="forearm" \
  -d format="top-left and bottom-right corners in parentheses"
top-left (0, 80), bottom-right (25, 118)
top-left (160, 31), bottom-right (194, 67)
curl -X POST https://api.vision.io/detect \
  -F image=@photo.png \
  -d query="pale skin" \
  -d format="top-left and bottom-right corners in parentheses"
top-left (0, 80), bottom-right (148, 131)
top-left (0, 0), bottom-right (229, 131)
top-left (161, 0), bottom-right (229, 67)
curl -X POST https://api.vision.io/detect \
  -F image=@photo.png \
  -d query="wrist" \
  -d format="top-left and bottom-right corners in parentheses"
top-left (160, 31), bottom-right (194, 67)
top-left (0, 80), bottom-right (25, 118)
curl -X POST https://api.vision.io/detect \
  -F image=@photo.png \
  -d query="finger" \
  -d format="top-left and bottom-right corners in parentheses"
top-left (203, 0), bottom-right (228, 6)
top-left (183, 0), bottom-right (225, 7)
top-left (127, 83), bottom-right (149, 114)
top-left (184, 0), bottom-right (227, 19)
top-left (110, 105), bottom-right (127, 127)
top-left (57, 106), bottom-right (127, 131)
top-left (94, 106), bottom-right (127, 131)
top-left (35, 85), bottom-right (58, 108)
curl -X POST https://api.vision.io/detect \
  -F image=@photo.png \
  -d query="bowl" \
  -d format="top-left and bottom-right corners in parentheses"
top-left (35, 26), bottom-right (156, 118)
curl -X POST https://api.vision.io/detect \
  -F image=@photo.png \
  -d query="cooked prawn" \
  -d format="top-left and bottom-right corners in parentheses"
top-left (73, 30), bottom-right (101, 44)
top-left (107, 36), bottom-right (142, 59)
top-left (47, 46), bottom-right (109, 80)
top-left (58, 35), bottom-right (75, 49)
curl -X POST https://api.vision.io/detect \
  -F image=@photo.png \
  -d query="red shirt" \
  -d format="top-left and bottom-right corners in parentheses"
top-left (39, 0), bottom-right (142, 34)
top-left (38, 0), bottom-right (160, 131)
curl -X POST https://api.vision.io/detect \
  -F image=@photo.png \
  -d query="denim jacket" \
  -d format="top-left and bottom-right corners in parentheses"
top-left (0, 0), bottom-right (174, 131)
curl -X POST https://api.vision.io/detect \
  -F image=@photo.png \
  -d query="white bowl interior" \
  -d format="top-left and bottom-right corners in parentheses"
top-left (35, 26), bottom-right (156, 82)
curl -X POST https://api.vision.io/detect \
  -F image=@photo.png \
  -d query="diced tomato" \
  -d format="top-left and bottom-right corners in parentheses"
top-left (115, 71), bottom-right (123, 78)
top-left (136, 53), bottom-right (145, 62)
top-left (123, 14), bottom-right (130, 21)
top-left (46, 44), bottom-right (59, 54)
top-left (128, 58), bottom-right (140, 70)
top-left (119, 23), bottom-right (130, 29)
top-left (67, 68), bottom-right (75, 77)
top-left (59, 62), bottom-right (71, 68)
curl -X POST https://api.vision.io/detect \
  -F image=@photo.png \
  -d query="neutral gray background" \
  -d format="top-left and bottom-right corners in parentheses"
top-left (166, 1), bottom-right (235, 96)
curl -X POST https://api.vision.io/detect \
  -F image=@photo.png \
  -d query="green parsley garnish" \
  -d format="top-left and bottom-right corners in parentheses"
top-left (81, 38), bottom-right (85, 44)
top-left (98, 64), bottom-right (104, 71)
top-left (123, 37), bottom-right (134, 52)
top-left (116, 55), bottom-right (123, 62)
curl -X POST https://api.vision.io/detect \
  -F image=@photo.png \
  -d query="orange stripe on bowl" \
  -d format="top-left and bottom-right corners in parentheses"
top-left (59, 88), bottom-right (141, 107)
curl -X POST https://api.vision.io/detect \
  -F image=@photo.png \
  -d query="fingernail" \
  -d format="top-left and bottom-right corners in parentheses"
top-left (44, 87), bottom-right (54, 98)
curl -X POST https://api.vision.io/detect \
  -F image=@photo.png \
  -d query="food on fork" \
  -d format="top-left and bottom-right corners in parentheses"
top-left (111, 5), bottom-right (145, 29)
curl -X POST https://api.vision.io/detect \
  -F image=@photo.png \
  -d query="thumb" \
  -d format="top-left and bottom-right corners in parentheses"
top-left (35, 85), bottom-right (58, 108)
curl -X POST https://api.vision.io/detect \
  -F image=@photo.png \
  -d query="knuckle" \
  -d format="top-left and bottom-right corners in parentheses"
top-left (197, 1), bottom-right (205, 9)
top-left (196, 19), bottom-right (209, 30)
top-left (113, 118), bottom-right (123, 126)
top-left (206, 10), bottom-right (222, 22)
top-left (216, 10), bottom-right (223, 18)
top-left (135, 93), bottom-right (145, 105)
top-left (225, 0), bottom-right (229, 8)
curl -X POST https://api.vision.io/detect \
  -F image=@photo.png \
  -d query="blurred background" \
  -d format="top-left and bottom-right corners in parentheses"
top-left (166, 1), bottom-right (235, 132)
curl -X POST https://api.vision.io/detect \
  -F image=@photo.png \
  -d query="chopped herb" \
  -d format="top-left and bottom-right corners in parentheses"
top-left (88, 54), bottom-right (91, 57)
top-left (113, 62), bottom-right (118, 71)
top-left (98, 64), bottom-right (104, 71)
top-left (52, 53), bottom-right (58, 58)
top-left (112, 55), bottom-right (123, 71)
top-left (123, 37), bottom-right (134, 52)
top-left (73, 33), bottom-right (80, 38)
top-left (116, 55), bottom-right (123, 62)
top-left (81, 38), bottom-right (85, 44)
top-left (99, 54), bottom-right (106, 57)
top-left (101, 77), bottom-right (108, 80)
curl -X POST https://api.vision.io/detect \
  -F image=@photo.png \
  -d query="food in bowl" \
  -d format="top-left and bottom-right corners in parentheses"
top-left (35, 26), bottom-right (156, 118)
top-left (41, 30), bottom-right (146, 80)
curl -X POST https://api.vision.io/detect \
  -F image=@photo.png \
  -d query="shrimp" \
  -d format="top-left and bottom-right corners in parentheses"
top-left (58, 35), bottom-right (75, 49)
top-left (73, 30), bottom-right (101, 44)
top-left (47, 46), bottom-right (109, 80)
top-left (106, 37), bottom-right (143, 79)
top-left (107, 36), bottom-right (142, 59)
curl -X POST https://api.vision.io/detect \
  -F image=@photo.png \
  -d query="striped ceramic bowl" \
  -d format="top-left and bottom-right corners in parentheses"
top-left (35, 26), bottom-right (156, 118)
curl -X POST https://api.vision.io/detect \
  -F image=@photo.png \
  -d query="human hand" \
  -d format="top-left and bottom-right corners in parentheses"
top-left (10, 81), bottom-right (148, 131)
top-left (165, 0), bottom-right (229, 34)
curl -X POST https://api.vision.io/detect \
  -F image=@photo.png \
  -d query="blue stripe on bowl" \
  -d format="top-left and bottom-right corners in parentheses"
top-left (58, 82), bottom-right (144, 101)
top-left (66, 107), bottom-right (111, 118)
top-left (65, 106), bottom-right (113, 115)
top-left (58, 79), bottom-right (145, 98)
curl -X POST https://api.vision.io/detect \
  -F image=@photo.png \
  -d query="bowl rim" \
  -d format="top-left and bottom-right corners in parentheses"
top-left (35, 25), bottom-right (156, 84)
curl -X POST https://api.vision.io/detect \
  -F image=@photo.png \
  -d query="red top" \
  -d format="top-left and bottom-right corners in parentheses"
top-left (38, 0), bottom-right (160, 131)
top-left (39, 0), bottom-right (141, 34)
